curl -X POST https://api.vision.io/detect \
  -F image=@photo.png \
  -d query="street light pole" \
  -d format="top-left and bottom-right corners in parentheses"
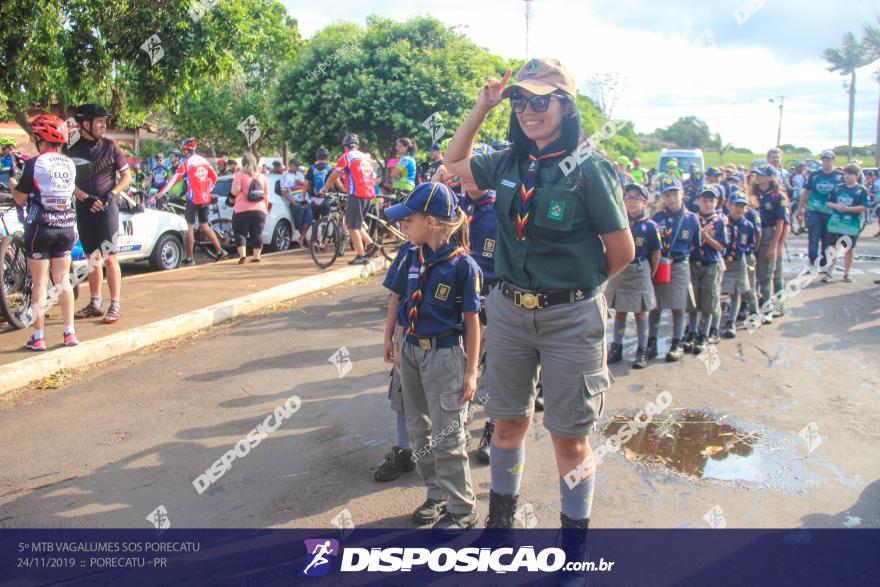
top-left (769, 96), bottom-right (784, 147)
top-left (524, 0), bottom-right (533, 60)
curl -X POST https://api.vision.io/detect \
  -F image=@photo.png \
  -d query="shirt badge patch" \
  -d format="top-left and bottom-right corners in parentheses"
top-left (741, 234), bottom-right (748, 244)
top-left (635, 236), bottom-right (644, 247)
top-left (434, 283), bottom-right (451, 302)
top-left (681, 230), bottom-right (690, 240)
top-left (501, 179), bottom-right (517, 188)
top-left (483, 238), bottom-right (496, 257)
top-left (548, 200), bottom-right (565, 221)
top-left (765, 202), bottom-right (773, 209)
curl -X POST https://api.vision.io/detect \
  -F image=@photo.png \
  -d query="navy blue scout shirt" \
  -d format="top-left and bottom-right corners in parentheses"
top-left (389, 242), bottom-right (482, 337)
top-left (628, 215), bottom-right (661, 264)
top-left (460, 191), bottom-right (497, 287)
top-left (756, 188), bottom-right (789, 228)
top-left (652, 208), bottom-right (701, 262)
top-left (384, 241), bottom-right (418, 326)
top-left (724, 215), bottom-right (758, 260)
top-left (744, 207), bottom-right (762, 237)
top-left (691, 211), bottom-right (729, 264)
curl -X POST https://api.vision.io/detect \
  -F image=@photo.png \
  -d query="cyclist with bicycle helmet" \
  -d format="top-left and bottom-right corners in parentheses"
top-left (390, 138), bottom-right (417, 193)
top-left (12, 115), bottom-right (79, 350)
top-left (0, 138), bottom-right (15, 188)
top-left (319, 134), bottom-right (379, 264)
top-left (303, 147), bottom-right (337, 224)
top-left (157, 138), bottom-right (228, 264)
top-left (64, 103), bottom-right (131, 324)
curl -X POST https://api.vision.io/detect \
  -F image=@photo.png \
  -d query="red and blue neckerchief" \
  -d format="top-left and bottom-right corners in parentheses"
top-left (467, 193), bottom-right (496, 224)
top-left (406, 242), bottom-right (467, 336)
top-left (516, 145), bottom-right (567, 240)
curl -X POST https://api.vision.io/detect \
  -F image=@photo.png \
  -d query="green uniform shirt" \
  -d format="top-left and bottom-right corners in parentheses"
top-left (470, 148), bottom-right (627, 291)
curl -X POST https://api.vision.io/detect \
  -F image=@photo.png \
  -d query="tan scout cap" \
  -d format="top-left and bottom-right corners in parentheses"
top-left (501, 58), bottom-right (577, 99)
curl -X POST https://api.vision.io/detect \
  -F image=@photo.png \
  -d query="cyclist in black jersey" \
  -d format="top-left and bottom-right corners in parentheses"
top-left (64, 104), bottom-right (132, 325)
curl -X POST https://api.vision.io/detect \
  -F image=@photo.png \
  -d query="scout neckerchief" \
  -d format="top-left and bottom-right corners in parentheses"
top-left (660, 207), bottom-right (686, 257)
top-left (467, 193), bottom-right (496, 225)
top-left (726, 215), bottom-right (742, 261)
top-left (517, 142), bottom-right (567, 240)
top-left (406, 241), bottom-right (467, 336)
top-left (697, 211), bottom-right (723, 255)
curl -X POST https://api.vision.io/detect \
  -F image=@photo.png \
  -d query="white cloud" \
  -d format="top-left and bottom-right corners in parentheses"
top-left (283, 0), bottom-right (878, 152)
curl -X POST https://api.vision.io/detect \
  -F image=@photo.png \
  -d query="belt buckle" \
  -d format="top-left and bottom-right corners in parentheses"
top-left (520, 292), bottom-right (539, 309)
top-left (418, 338), bottom-right (433, 351)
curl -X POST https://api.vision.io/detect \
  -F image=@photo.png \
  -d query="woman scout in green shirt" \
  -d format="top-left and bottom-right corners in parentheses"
top-left (444, 59), bottom-right (633, 536)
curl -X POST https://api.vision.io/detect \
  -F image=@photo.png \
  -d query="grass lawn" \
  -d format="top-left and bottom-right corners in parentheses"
top-left (638, 150), bottom-right (877, 169)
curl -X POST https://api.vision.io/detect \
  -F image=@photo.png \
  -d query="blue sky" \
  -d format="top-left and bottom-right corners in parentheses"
top-left (283, 0), bottom-right (879, 153)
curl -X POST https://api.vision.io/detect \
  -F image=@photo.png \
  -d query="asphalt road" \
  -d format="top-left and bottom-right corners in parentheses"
top-left (0, 232), bottom-right (878, 530)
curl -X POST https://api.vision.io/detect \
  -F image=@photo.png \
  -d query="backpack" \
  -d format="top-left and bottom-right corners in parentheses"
top-left (246, 174), bottom-right (265, 202)
top-left (310, 163), bottom-right (331, 195)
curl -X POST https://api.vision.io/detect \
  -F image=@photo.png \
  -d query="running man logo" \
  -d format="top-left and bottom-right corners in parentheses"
top-left (300, 538), bottom-right (339, 577)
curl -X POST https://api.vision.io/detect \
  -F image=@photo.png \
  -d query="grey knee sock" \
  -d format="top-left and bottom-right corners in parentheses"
top-left (688, 310), bottom-right (699, 333)
top-left (672, 311), bottom-right (686, 340)
top-left (635, 315), bottom-right (648, 348)
top-left (613, 313), bottom-right (626, 345)
top-left (649, 311), bottom-right (661, 339)
top-left (727, 296), bottom-right (741, 324)
top-left (699, 315), bottom-right (711, 336)
top-left (395, 412), bottom-right (410, 449)
top-left (490, 444), bottom-right (524, 496)
top-left (560, 471), bottom-right (596, 520)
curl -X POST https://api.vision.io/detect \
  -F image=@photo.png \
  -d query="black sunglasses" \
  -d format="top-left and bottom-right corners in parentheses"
top-left (509, 93), bottom-right (564, 113)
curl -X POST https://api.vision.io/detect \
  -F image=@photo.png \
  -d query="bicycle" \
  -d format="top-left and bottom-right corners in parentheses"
top-left (163, 194), bottom-right (233, 252)
top-left (309, 192), bottom-right (350, 269)
top-left (364, 191), bottom-right (408, 261)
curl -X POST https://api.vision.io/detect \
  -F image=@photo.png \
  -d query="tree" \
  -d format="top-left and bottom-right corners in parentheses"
top-left (584, 73), bottom-right (629, 119)
top-left (272, 17), bottom-right (512, 167)
top-left (168, 0), bottom-right (301, 157)
top-left (653, 116), bottom-right (714, 149)
top-left (0, 0), bottom-right (295, 141)
top-left (823, 32), bottom-right (871, 161)
top-left (863, 19), bottom-right (880, 166)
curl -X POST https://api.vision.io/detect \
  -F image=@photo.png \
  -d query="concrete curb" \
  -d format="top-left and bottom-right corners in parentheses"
top-left (0, 256), bottom-right (388, 396)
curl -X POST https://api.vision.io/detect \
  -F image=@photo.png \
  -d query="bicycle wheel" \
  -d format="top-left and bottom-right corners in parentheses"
top-left (310, 217), bottom-right (342, 269)
top-left (210, 219), bottom-right (234, 249)
top-left (0, 234), bottom-right (33, 329)
top-left (371, 220), bottom-right (398, 262)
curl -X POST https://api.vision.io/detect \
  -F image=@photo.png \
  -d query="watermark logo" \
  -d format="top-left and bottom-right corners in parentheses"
top-left (66, 118), bottom-right (80, 147)
top-left (798, 422), bottom-right (821, 454)
top-left (146, 505), bottom-right (170, 531)
top-left (192, 395), bottom-right (301, 494)
top-left (331, 508), bottom-right (355, 539)
top-left (301, 538), bottom-right (339, 577)
top-left (237, 115), bottom-right (261, 147)
top-left (733, 0), bottom-right (766, 25)
top-left (140, 34), bottom-right (164, 66)
top-left (421, 112), bottom-right (445, 142)
top-left (559, 119), bottom-right (627, 176)
top-left (696, 345), bottom-right (721, 375)
top-left (305, 41), bottom-right (357, 82)
top-left (703, 505), bottom-right (727, 529)
top-left (694, 29), bottom-right (717, 49)
top-left (328, 347), bottom-right (352, 377)
top-left (514, 502), bottom-right (538, 528)
top-left (188, 0), bottom-right (220, 22)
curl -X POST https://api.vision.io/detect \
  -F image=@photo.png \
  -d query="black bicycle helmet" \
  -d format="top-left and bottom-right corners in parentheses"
top-left (342, 134), bottom-right (359, 148)
top-left (316, 147), bottom-right (330, 159)
top-left (74, 103), bottom-right (111, 122)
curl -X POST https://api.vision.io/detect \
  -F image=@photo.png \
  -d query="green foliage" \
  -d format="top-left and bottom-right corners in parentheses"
top-left (651, 116), bottom-right (714, 149)
top-left (272, 16), bottom-right (513, 165)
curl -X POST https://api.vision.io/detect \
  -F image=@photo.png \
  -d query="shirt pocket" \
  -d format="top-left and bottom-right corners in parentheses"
top-left (530, 192), bottom-right (577, 233)
top-left (494, 180), bottom-right (518, 218)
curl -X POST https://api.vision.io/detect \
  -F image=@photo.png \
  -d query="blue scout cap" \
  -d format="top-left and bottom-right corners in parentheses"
top-left (698, 186), bottom-right (719, 199)
top-left (430, 143), bottom-right (442, 151)
top-left (753, 164), bottom-right (775, 176)
top-left (820, 150), bottom-right (836, 159)
top-left (705, 166), bottom-right (722, 176)
top-left (659, 176), bottom-right (683, 193)
top-left (624, 183), bottom-right (649, 199)
top-left (729, 193), bottom-right (749, 205)
top-left (692, 171), bottom-right (705, 182)
top-left (384, 182), bottom-right (459, 222)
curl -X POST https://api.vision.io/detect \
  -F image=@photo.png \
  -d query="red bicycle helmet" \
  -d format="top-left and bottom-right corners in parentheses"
top-left (179, 137), bottom-right (197, 151)
top-left (31, 114), bottom-right (69, 144)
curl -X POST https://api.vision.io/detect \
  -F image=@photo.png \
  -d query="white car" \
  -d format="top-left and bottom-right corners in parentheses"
top-left (212, 173), bottom-right (299, 251)
top-left (1, 196), bottom-right (187, 271)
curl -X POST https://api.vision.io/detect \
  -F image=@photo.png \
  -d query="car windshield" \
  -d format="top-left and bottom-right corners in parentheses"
top-left (212, 179), bottom-right (232, 198)
top-left (660, 156), bottom-right (702, 172)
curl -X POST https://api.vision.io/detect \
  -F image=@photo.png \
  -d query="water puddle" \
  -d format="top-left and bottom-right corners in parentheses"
top-left (601, 409), bottom-right (836, 493)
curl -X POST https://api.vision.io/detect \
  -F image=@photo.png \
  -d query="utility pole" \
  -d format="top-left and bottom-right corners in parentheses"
top-left (769, 96), bottom-right (784, 147)
top-left (524, 0), bottom-right (533, 60)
